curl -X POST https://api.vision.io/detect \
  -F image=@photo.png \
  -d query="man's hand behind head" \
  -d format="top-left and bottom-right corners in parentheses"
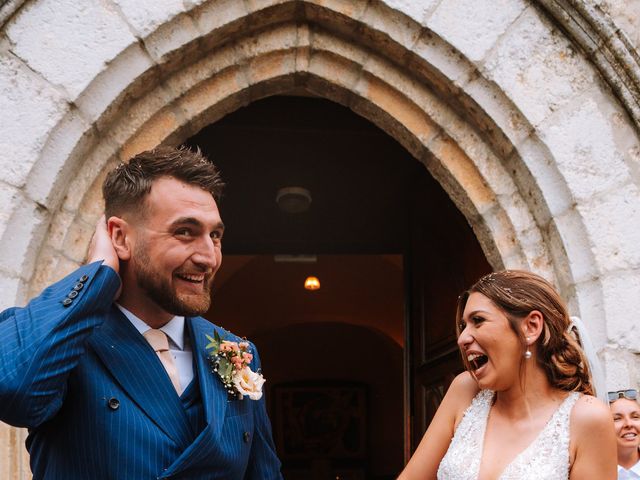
top-left (87, 215), bottom-right (120, 274)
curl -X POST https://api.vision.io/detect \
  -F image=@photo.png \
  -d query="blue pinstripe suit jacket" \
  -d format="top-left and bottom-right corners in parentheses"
top-left (0, 261), bottom-right (282, 480)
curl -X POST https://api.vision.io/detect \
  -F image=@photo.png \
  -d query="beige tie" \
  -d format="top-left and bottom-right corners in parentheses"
top-left (143, 329), bottom-right (183, 395)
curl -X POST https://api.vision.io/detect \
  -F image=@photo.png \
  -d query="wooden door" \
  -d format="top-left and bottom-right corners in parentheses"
top-left (406, 173), bottom-right (492, 451)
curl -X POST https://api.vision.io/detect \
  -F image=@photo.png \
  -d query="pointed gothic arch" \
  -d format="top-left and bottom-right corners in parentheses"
top-left (2, 1), bottom-right (640, 477)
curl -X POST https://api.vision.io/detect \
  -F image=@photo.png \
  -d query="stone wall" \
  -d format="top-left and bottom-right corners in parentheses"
top-left (1, 0), bottom-right (639, 477)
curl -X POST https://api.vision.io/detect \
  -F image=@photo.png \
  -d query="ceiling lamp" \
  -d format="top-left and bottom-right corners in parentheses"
top-left (304, 276), bottom-right (320, 291)
top-left (276, 187), bottom-right (312, 214)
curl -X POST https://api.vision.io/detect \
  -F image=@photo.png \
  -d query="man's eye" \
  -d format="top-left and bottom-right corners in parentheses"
top-left (176, 229), bottom-right (192, 237)
top-left (210, 230), bottom-right (223, 240)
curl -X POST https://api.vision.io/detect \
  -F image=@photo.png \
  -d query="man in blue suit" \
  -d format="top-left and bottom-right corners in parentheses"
top-left (0, 147), bottom-right (283, 479)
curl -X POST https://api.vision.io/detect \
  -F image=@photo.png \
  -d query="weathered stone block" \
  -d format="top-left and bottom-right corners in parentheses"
top-left (0, 53), bottom-right (67, 188)
top-left (62, 140), bottom-right (119, 214)
top-left (238, 23), bottom-right (298, 61)
top-left (383, 0), bottom-right (440, 24)
top-left (511, 136), bottom-right (573, 220)
top-left (177, 66), bottom-right (247, 123)
top-left (305, 0), bottom-right (368, 20)
top-left (427, 0), bottom-right (526, 63)
top-left (0, 273), bottom-right (23, 310)
top-left (360, 0), bottom-right (423, 52)
top-left (113, 0), bottom-right (186, 37)
top-left (246, 50), bottom-right (296, 85)
top-left (192, 0), bottom-right (247, 37)
top-left (577, 184), bottom-right (640, 273)
top-left (76, 43), bottom-right (155, 127)
top-left (538, 94), bottom-right (630, 203)
top-left (143, 12), bottom-right (200, 64)
top-left (6, 0), bottom-right (136, 98)
top-left (548, 207), bottom-right (600, 285)
top-left (42, 210), bottom-right (75, 252)
top-left (603, 347), bottom-right (640, 391)
top-left (0, 199), bottom-right (49, 281)
top-left (0, 182), bottom-right (22, 242)
top-left (163, 42), bottom-right (238, 103)
top-left (61, 218), bottom-right (94, 264)
top-left (571, 278), bottom-right (607, 347)
top-left (409, 29), bottom-right (473, 89)
top-left (105, 85), bottom-right (175, 149)
top-left (599, 0), bottom-right (640, 50)
top-left (461, 76), bottom-right (533, 156)
top-left (119, 109), bottom-right (180, 161)
top-left (24, 109), bottom-right (95, 210)
top-left (601, 271), bottom-right (640, 351)
top-left (483, 6), bottom-right (596, 126)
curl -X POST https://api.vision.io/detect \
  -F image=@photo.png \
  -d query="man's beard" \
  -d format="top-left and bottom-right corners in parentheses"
top-left (132, 245), bottom-right (213, 317)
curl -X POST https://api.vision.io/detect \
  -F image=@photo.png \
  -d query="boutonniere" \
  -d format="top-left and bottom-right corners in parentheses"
top-left (205, 331), bottom-right (265, 400)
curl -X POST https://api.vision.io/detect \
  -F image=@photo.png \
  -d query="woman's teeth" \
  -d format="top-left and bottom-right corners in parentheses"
top-left (467, 353), bottom-right (488, 371)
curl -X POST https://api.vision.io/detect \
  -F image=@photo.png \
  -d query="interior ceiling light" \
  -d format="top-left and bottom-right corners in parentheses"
top-left (276, 187), bottom-right (312, 214)
top-left (304, 276), bottom-right (320, 291)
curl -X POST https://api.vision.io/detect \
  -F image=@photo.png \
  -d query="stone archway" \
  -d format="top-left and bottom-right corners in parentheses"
top-left (1, 0), bottom-right (639, 477)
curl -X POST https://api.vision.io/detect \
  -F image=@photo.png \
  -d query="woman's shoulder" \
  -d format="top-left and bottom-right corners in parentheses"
top-left (568, 393), bottom-right (617, 478)
top-left (450, 371), bottom-right (480, 395)
top-left (570, 393), bottom-right (613, 434)
top-left (447, 372), bottom-right (482, 426)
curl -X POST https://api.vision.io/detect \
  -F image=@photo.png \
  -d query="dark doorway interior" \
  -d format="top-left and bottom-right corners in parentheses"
top-left (184, 96), bottom-right (491, 479)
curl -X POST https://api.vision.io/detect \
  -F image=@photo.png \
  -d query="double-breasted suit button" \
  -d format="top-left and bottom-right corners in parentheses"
top-left (62, 298), bottom-right (73, 307)
top-left (67, 290), bottom-right (79, 299)
top-left (107, 397), bottom-right (120, 410)
top-left (79, 274), bottom-right (89, 282)
top-left (243, 431), bottom-right (250, 443)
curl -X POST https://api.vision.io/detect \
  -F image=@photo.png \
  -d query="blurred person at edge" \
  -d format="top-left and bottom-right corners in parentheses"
top-left (609, 389), bottom-right (640, 479)
top-left (398, 270), bottom-right (616, 480)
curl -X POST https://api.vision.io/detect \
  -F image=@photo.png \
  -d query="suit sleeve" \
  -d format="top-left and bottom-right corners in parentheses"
top-left (244, 344), bottom-right (283, 480)
top-left (0, 261), bottom-right (121, 428)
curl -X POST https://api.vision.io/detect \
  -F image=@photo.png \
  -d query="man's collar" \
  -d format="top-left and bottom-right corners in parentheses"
top-left (115, 304), bottom-right (186, 351)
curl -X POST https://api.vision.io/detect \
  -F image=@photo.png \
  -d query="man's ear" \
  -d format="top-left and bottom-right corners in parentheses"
top-left (522, 310), bottom-right (544, 344)
top-left (107, 216), bottom-right (133, 261)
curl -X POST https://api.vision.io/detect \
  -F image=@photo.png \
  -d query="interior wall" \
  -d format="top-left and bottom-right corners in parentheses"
top-left (252, 322), bottom-right (404, 479)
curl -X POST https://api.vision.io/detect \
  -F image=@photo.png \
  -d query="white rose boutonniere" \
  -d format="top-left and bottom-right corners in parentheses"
top-left (205, 331), bottom-right (266, 400)
top-left (233, 366), bottom-right (266, 400)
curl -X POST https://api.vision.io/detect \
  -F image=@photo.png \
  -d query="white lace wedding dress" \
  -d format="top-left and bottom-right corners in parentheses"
top-left (437, 389), bottom-right (579, 479)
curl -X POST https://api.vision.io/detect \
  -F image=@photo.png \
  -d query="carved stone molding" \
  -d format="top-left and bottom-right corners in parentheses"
top-left (535, 0), bottom-right (640, 133)
top-left (0, 0), bottom-right (24, 29)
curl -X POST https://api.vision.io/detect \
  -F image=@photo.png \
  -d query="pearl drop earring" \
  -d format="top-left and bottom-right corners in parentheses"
top-left (524, 336), bottom-right (532, 359)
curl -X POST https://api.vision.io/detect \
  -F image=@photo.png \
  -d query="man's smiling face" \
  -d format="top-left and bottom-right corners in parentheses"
top-left (128, 176), bottom-right (224, 319)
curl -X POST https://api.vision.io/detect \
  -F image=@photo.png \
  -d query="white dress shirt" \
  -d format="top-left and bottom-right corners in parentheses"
top-left (116, 304), bottom-right (194, 391)
top-left (618, 457), bottom-right (640, 480)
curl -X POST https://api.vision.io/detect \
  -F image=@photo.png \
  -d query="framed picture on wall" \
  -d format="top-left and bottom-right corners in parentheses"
top-left (272, 382), bottom-right (367, 460)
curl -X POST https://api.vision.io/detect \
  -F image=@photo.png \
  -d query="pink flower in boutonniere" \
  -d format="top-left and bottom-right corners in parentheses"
top-left (205, 331), bottom-right (265, 400)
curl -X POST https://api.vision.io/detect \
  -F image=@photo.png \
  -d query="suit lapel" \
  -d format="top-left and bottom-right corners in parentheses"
top-left (163, 317), bottom-right (229, 476)
top-left (189, 316), bottom-right (228, 438)
top-left (89, 307), bottom-right (193, 448)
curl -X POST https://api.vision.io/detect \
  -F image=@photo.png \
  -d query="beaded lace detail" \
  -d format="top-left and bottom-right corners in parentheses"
top-left (437, 389), bottom-right (579, 480)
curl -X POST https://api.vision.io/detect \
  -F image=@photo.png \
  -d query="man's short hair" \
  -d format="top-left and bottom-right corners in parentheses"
top-left (103, 146), bottom-right (224, 219)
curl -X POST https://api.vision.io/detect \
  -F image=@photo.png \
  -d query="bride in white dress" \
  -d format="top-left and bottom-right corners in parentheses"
top-left (398, 270), bottom-right (616, 480)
